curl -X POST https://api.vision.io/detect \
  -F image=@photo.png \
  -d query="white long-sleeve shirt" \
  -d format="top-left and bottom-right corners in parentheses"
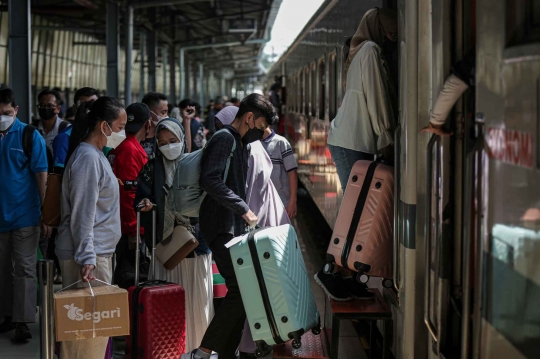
top-left (327, 41), bottom-right (395, 154)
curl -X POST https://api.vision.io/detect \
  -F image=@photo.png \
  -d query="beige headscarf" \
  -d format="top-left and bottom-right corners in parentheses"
top-left (343, 8), bottom-right (397, 90)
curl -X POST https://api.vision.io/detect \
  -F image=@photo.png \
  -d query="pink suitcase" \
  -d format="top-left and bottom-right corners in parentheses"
top-left (325, 160), bottom-right (394, 287)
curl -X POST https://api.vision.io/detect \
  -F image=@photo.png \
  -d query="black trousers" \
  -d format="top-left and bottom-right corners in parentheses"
top-left (201, 233), bottom-right (246, 359)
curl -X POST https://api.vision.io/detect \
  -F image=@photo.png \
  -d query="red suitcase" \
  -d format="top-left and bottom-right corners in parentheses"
top-left (125, 205), bottom-right (186, 359)
top-left (325, 160), bottom-right (394, 287)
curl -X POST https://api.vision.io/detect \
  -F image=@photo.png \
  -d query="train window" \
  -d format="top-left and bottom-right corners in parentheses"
top-left (506, 0), bottom-right (540, 46)
top-left (328, 51), bottom-right (337, 119)
top-left (318, 57), bottom-right (325, 120)
top-left (304, 65), bottom-right (309, 115)
top-left (311, 62), bottom-right (317, 116)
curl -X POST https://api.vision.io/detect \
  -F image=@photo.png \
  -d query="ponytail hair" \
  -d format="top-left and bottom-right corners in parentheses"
top-left (66, 96), bottom-right (124, 164)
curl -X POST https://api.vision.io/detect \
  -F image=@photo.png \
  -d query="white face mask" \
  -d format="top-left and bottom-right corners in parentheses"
top-left (159, 142), bottom-right (183, 160)
top-left (102, 122), bottom-right (126, 149)
top-left (0, 115), bottom-right (15, 131)
top-left (152, 111), bottom-right (165, 123)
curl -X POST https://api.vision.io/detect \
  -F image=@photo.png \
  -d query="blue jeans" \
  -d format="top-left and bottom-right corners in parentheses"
top-left (328, 144), bottom-right (374, 192)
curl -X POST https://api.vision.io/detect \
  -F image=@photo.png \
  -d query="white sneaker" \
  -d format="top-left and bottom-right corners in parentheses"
top-left (180, 349), bottom-right (218, 359)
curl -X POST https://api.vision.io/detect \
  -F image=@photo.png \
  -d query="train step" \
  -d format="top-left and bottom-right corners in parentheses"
top-left (273, 331), bottom-right (328, 359)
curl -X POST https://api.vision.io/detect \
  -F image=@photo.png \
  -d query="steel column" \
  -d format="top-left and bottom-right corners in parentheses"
top-left (8, 0), bottom-right (31, 123)
top-left (162, 47), bottom-right (168, 95)
top-left (169, 44), bottom-right (176, 104)
top-left (220, 77), bottom-right (225, 97)
top-left (148, 30), bottom-right (157, 92)
top-left (179, 47), bottom-right (185, 100)
top-left (209, 70), bottom-right (215, 100)
top-left (139, 31), bottom-right (146, 99)
top-left (106, 1), bottom-right (120, 97)
top-left (125, 5), bottom-right (134, 105)
top-left (198, 63), bottom-right (204, 107)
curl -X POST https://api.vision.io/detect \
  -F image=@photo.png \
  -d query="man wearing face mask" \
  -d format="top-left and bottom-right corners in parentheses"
top-left (141, 92), bottom-right (169, 159)
top-left (108, 103), bottom-right (152, 286)
top-left (0, 88), bottom-right (49, 343)
top-left (34, 90), bottom-right (70, 159)
top-left (183, 94), bottom-right (279, 359)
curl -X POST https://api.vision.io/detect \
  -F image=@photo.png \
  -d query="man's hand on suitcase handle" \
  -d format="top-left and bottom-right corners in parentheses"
top-left (137, 198), bottom-right (155, 212)
top-left (81, 264), bottom-right (96, 282)
top-left (242, 209), bottom-right (258, 228)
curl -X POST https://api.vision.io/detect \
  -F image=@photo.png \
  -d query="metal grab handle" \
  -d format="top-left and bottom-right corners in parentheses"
top-left (393, 124), bottom-right (402, 292)
top-left (39, 260), bottom-right (55, 359)
top-left (424, 134), bottom-right (441, 344)
top-left (471, 114), bottom-right (486, 359)
top-left (135, 203), bottom-right (157, 285)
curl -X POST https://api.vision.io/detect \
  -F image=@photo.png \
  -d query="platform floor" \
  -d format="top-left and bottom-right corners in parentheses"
top-left (0, 187), bottom-right (367, 359)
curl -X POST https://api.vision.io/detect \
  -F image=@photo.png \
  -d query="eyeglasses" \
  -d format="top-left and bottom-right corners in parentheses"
top-left (37, 104), bottom-right (57, 110)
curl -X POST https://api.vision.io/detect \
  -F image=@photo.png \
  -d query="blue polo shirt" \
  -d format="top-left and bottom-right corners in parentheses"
top-left (0, 118), bottom-right (48, 232)
top-left (52, 125), bottom-right (72, 168)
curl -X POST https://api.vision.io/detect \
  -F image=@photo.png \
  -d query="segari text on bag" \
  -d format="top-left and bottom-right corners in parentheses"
top-left (54, 281), bottom-right (130, 341)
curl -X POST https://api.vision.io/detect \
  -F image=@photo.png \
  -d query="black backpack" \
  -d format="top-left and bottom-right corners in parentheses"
top-left (24, 121), bottom-right (70, 171)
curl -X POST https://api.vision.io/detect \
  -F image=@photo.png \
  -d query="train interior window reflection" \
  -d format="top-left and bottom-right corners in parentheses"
top-left (328, 52), bottom-right (337, 120)
top-left (311, 62), bottom-right (317, 116)
top-left (318, 58), bottom-right (325, 120)
top-left (506, 0), bottom-right (540, 45)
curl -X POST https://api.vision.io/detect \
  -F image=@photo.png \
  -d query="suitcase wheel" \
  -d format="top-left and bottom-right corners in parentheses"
top-left (356, 272), bottom-right (369, 284)
top-left (323, 262), bottom-right (334, 274)
top-left (312, 325), bottom-right (321, 335)
top-left (292, 339), bottom-right (302, 349)
top-left (383, 278), bottom-right (394, 288)
top-left (255, 348), bottom-right (264, 357)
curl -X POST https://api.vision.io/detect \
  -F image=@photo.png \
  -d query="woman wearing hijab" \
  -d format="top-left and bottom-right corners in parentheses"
top-left (327, 8), bottom-right (398, 192)
top-left (135, 118), bottom-right (213, 352)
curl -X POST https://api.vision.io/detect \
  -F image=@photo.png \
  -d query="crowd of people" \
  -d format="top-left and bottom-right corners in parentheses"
top-left (0, 5), bottom-right (432, 358)
top-left (0, 83), bottom-right (298, 359)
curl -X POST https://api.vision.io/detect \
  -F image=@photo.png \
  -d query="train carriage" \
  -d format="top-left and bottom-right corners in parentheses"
top-left (266, 0), bottom-right (540, 358)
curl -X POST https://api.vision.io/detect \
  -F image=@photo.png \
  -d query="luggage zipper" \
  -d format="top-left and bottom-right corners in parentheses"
top-left (341, 161), bottom-right (378, 270)
top-left (247, 231), bottom-right (284, 344)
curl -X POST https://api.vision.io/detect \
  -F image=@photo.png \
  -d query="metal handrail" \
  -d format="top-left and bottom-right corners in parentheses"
top-left (39, 260), bottom-right (55, 359)
top-left (424, 134), bottom-right (441, 344)
top-left (460, 121), bottom-right (482, 359)
top-left (393, 124), bottom-right (402, 292)
top-left (472, 114), bottom-right (486, 359)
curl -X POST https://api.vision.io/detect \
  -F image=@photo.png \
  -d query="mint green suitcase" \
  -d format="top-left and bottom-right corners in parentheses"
top-left (230, 224), bottom-right (320, 356)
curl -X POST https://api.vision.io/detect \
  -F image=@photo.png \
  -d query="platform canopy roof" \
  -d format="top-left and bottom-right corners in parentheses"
top-left (20, 0), bottom-right (282, 79)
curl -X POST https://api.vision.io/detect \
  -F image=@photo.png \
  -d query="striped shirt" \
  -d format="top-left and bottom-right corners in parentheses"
top-left (261, 131), bottom-right (298, 206)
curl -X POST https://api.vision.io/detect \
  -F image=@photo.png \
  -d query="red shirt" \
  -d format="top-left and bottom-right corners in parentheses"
top-left (109, 134), bottom-right (148, 237)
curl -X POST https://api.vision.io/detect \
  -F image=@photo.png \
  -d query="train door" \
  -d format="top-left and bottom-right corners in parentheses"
top-left (423, 1), bottom-right (477, 358)
top-left (473, 0), bottom-right (540, 358)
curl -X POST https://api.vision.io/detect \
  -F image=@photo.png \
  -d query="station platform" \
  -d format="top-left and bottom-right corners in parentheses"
top-left (0, 188), bottom-right (367, 359)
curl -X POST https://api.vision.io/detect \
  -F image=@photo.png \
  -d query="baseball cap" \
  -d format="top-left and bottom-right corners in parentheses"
top-left (125, 103), bottom-right (151, 133)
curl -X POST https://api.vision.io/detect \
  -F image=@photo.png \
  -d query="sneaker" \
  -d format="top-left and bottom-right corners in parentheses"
top-left (0, 317), bottom-right (15, 333)
top-left (314, 268), bottom-right (352, 301)
top-left (11, 323), bottom-right (32, 344)
top-left (180, 349), bottom-right (218, 359)
top-left (54, 274), bottom-right (63, 284)
top-left (343, 277), bottom-right (375, 300)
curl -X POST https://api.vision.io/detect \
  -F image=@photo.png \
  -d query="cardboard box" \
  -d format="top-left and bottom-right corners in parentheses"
top-left (54, 285), bottom-right (130, 341)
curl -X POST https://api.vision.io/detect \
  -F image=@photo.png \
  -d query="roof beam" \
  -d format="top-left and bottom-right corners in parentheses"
top-left (131, 0), bottom-right (208, 9)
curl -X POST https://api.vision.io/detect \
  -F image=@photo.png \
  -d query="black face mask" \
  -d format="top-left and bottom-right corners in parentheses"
top-left (39, 108), bottom-right (56, 120)
top-left (243, 127), bottom-right (265, 144)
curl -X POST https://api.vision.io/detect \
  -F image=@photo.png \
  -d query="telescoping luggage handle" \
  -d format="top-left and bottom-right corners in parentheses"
top-left (135, 202), bottom-right (157, 286)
